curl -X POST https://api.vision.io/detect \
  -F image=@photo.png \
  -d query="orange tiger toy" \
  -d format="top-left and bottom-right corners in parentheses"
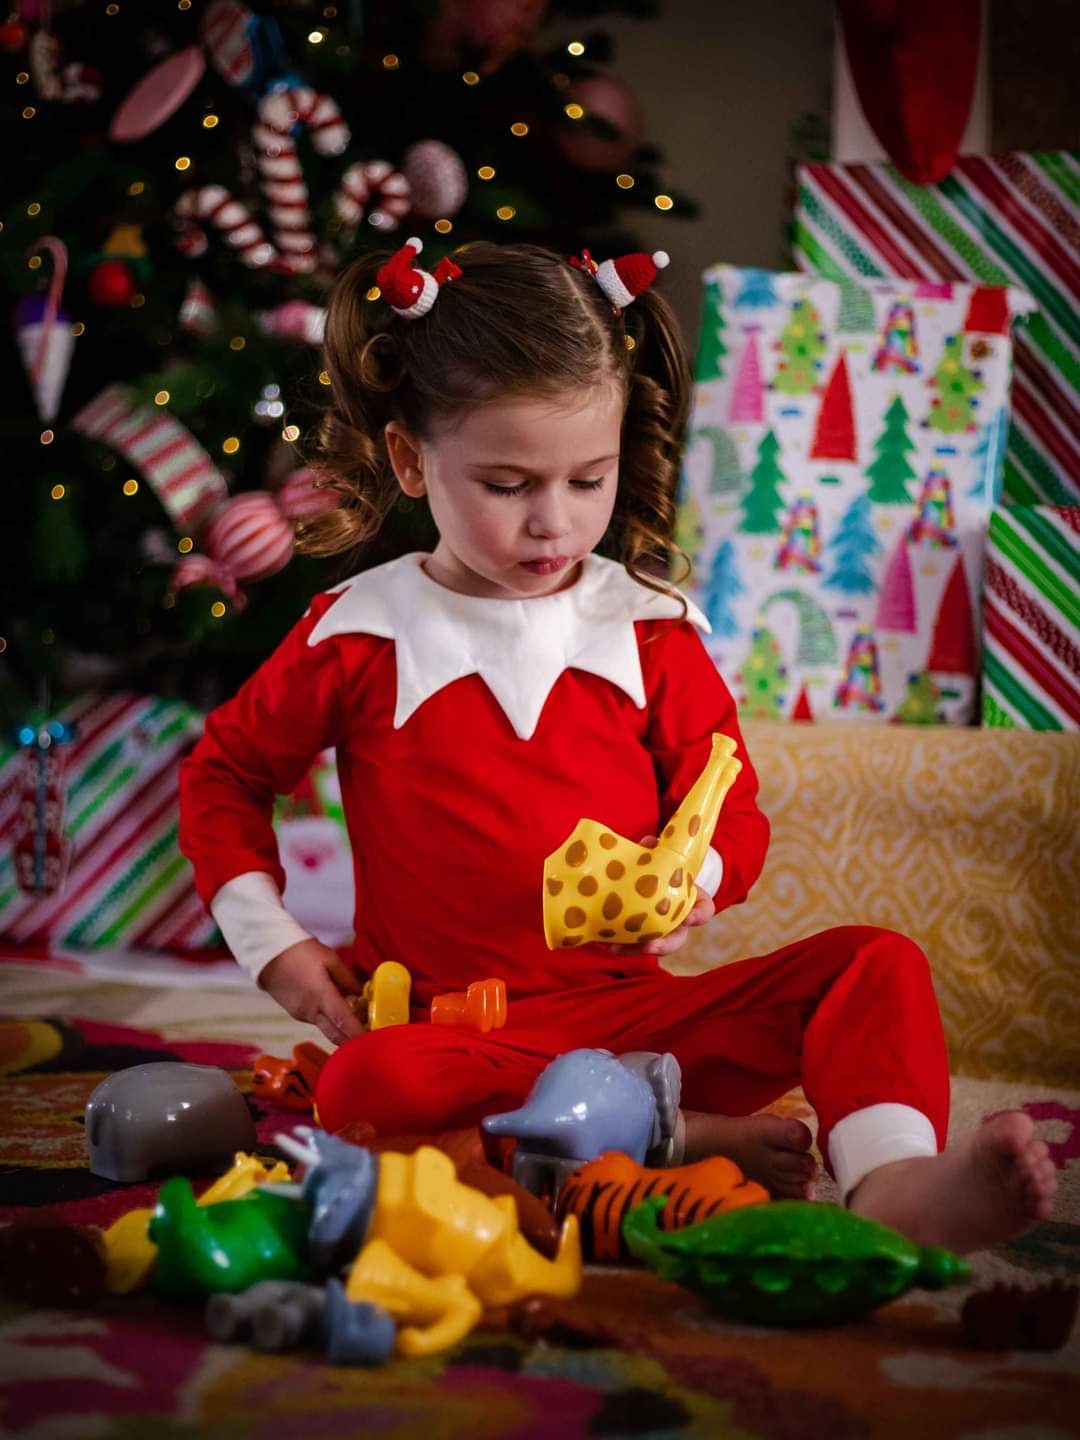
top-left (251, 1042), bottom-right (331, 1112)
top-left (556, 1150), bottom-right (768, 1263)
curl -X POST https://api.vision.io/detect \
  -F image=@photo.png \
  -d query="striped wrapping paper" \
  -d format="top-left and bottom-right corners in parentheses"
top-left (793, 154), bottom-right (1080, 507)
top-left (982, 506), bottom-right (1080, 731)
top-left (0, 694), bottom-right (222, 952)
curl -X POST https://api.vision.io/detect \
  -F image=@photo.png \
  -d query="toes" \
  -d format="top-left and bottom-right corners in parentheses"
top-left (778, 1118), bottom-right (814, 1153)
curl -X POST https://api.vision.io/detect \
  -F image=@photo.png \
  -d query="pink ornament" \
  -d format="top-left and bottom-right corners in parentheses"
top-left (206, 492), bottom-right (295, 583)
top-left (335, 160), bottom-right (412, 235)
top-left (555, 75), bottom-right (641, 172)
top-left (254, 86), bottom-right (350, 273)
top-left (403, 140), bottom-right (468, 218)
top-left (258, 300), bottom-right (326, 346)
top-left (278, 468), bottom-right (338, 519)
top-left (109, 45), bottom-right (205, 142)
top-left (423, 0), bottom-right (547, 75)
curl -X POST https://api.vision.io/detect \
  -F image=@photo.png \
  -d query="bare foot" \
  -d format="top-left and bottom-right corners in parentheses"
top-left (682, 1111), bottom-right (818, 1198)
top-left (849, 1110), bottom-right (1057, 1254)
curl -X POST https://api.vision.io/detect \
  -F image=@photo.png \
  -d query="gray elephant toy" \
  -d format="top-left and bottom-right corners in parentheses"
top-left (85, 1061), bottom-right (256, 1182)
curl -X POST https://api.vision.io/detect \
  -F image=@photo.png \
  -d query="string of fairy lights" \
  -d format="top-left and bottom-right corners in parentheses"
top-left (7, 6), bottom-right (676, 653)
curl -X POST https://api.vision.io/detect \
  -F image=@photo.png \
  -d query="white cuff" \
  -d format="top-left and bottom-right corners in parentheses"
top-left (210, 870), bottom-right (315, 984)
top-left (828, 1103), bottom-right (939, 1201)
top-left (693, 846), bottom-right (724, 897)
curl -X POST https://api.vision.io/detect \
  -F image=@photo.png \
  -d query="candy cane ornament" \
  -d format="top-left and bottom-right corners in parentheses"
top-left (253, 86), bottom-right (350, 273)
top-left (173, 186), bottom-right (278, 269)
top-left (335, 160), bottom-right (412, 235)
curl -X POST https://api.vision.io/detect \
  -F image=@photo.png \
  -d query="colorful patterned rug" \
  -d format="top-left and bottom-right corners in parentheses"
top-left (1, 959), bottom-right (1079, 1440)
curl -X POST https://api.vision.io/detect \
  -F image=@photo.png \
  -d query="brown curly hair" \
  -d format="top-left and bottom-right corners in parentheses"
top-left (299, 241), bottom-right (692, 606)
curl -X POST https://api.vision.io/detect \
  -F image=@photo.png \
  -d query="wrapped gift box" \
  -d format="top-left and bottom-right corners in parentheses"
top-left (793, 153), bottom-right (1080, 507)
top-left (676, 264), bottom-right (1031, 724)
top-left (982, 504), bottom-right (1080, 730)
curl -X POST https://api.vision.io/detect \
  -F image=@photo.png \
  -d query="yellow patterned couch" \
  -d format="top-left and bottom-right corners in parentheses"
top-left (670, 722), bottom-right (1080, 1088)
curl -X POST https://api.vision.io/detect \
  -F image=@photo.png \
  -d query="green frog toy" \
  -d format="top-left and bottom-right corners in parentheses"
top-left (623, 1196), bottom-right (970, 1327)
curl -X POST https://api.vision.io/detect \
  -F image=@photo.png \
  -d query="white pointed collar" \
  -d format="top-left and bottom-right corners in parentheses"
top-left (307, 552), bottom-right (709, 741)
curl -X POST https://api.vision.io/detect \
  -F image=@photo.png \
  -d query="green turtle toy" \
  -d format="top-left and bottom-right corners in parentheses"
top-left (622, 1196), bottom-right (970, 1327)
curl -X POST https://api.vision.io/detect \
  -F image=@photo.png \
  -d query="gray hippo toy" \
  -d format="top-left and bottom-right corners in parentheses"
top-left (85, 1061), bottom-right (256, 1182)
top-left (482, 1047), bottom-right (682, 1201)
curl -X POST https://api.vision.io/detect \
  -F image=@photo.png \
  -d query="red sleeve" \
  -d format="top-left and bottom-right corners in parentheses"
top-left (639, 618), bottom-right (770, 912)
top-left (179, 593), bottom-right (349, 907)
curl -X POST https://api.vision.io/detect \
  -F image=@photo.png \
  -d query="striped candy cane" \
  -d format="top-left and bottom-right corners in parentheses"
top-left (253, 86), bottom-right (350, 273)
top-left (335, 159), bottom-right (413, 235)
top-left (173, 186), bottom-right (278, 269)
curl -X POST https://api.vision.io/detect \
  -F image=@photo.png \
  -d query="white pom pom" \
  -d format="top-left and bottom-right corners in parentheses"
top-left (652, 251), bottom-right (670, 269)
top-left (406, 236), bottom-right (423, 254)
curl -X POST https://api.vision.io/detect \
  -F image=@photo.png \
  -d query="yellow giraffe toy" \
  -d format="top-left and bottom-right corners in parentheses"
top-left (543, 732), bottom-right (741, 949)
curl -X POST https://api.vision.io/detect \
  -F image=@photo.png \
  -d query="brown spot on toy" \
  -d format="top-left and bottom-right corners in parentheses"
top-left (656, 897), bottom-right (672, 915)
top-left (565, 842), bottom-right (587, 867)
top-left (605, 860), bottom-right (625, 880)
top-left (635, 874), bottom-right (659, 898)
top-left (663, 824), bottom-right (675, 838)
top-left (546, 878), bottom-right (564, 895)
top-left (670, 868), bottom-right (684, 887)
top-left (564, 906), bottom-right (586, 929)
top-left (578, 876), bottom-right (599, 896)
top-left (599, 832), bottom-right (618, 850)
top-left (599, 929), bottom-right (616, 938)
top-left (671, 900), bottom-right (685, 921)
top-left (561, 936), bottom-right (584, 947)
top-left (688, 814), bottom-right (701, 836)
top-left (637, 852), bottom-right (652, 865)
top-left (624, 913), bottom-right (647, 932)
top-left (602, 893), bottom-right (623, 921)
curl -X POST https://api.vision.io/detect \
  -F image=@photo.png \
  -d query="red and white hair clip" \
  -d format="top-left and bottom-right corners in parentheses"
top-left (570, 247), bottom-right (670, 312)
top-left (376, 237), bottom-right (462, 319)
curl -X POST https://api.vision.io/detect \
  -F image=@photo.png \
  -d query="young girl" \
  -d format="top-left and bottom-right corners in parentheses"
top-left (180, 238), bottom-right (1055, 1254)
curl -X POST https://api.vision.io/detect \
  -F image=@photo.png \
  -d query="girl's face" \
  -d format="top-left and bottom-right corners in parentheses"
top-left (385, 388), bottom-right (623, 600)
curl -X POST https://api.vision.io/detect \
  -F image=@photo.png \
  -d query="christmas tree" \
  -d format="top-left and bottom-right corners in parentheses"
top-left (775, 495), bottom-right (822, 574)
top-left (968, 406), bottom-right (1008, 502)
top-left (738, 429), bottom-right (787, 534)
top-left (871, 299), bottom-right (919, 375)
top-left (894, 670), bottom-right (943, 724)
top-left (733, 267), bottom-right (779, 309)
top-left (695, 278), bottom-right (727, 381)
top-left (1, 0), bottom-right (693, 717)
top-left (703, 538), bottom-right (744, 638)
top-left (865, 395), bottom-right (917, 504)
top-left (835, 628), bottom-right (884, 713)
top-left (727, 332), bottom-right (764, 424)
top-left (822, 494), bottom-right (880, 595)
top-left (926, 334), bottom-right (984, 434)
top-left (836, 277), bottom-right (874, 333)
top-left (673, 492), bottom-right (705, 576)
top-left (772, 297), bottom-right (825, 395)
top-left (809, 352), bottom-right (856, 461)
top-left (737, 624), bottom-right (787, 719)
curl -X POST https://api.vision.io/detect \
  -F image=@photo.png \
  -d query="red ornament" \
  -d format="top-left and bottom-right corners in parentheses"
top-left (837, 0), bottom-right (980, 185)
top-left (0, 20), bottom-right (27, 51)
top-left (87, 258), bottom-right (135, 308)
top-left (555, 75), bottom-right (641, 172)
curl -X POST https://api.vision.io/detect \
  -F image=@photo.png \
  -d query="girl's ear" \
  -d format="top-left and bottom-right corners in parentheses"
top-left (384, 421), bottom-right (426, 497)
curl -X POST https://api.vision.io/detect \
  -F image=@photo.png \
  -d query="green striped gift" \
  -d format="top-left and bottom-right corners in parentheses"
top-left (794, 154), bottom-right (1080, 506)
top-left (982, 507), bottom-right (1080, 730)
top-left (0, 693), bottom-right (222, 952)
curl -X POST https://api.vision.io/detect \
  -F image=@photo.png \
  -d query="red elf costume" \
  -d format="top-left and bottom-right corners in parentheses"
top-left (178, 241), bottom-right (950, 1199)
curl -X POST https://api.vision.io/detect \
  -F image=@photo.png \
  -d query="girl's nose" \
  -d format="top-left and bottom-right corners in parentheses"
top-left (527, 492), bottom-right (571, 539)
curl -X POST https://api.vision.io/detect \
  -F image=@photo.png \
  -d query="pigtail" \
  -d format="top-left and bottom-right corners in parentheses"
top-left (614, 285), bottom-right (693, 620)
top-left (295, 251), bottom-right (405, 559)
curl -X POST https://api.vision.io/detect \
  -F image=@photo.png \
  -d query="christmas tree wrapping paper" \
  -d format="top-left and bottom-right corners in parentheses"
top-left (792, 153), bottom-right (1080, 507)
top-left (676, 265), bottom-right (1034, 724)
top-left (981, 505), bottom-right (1080, 731)
top-left (0, 694), bottom-right (221, 953)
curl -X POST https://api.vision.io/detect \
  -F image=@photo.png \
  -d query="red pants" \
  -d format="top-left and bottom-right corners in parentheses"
top-left (315, 926), bottom-right (950, 1176)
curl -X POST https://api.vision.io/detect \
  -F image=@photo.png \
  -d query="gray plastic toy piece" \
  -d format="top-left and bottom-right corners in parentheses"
top-left (85, 1061), bottom-right (256, 1182)
top-left (322, 1277), bottom-right (396, 1365)
top-left (617, 1051), bottom-right (683, 1149)
top-left (206, 1280), bottom-right (326, 1351)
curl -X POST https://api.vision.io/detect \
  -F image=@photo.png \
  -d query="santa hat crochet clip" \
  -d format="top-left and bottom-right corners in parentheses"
top-left (570, 247), bottom-right (670, 312)
top-left (376, 237), bottom-right (462, 319)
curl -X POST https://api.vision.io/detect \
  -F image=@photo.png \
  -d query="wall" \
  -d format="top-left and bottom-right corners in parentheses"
top-left (545, 0), bottom-right (834, 351)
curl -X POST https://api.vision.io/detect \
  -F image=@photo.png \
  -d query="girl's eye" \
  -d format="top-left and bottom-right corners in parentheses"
top-left (483, 478), bottom-right (605, 498)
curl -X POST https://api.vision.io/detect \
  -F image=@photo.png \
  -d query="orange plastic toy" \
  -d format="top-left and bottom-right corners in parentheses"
top-left (430, 978), bottom-right (507, 1034)
top-left (556, 1149), bottom-right (768, 1262)
top-left (251, 1042), bottom-right (331, 1112)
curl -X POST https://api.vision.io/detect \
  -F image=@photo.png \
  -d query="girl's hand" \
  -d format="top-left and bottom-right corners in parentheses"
top-left (603, 834), bottom-right (717, 959)
top-left (258, 938), bottom-right (367, 1048)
